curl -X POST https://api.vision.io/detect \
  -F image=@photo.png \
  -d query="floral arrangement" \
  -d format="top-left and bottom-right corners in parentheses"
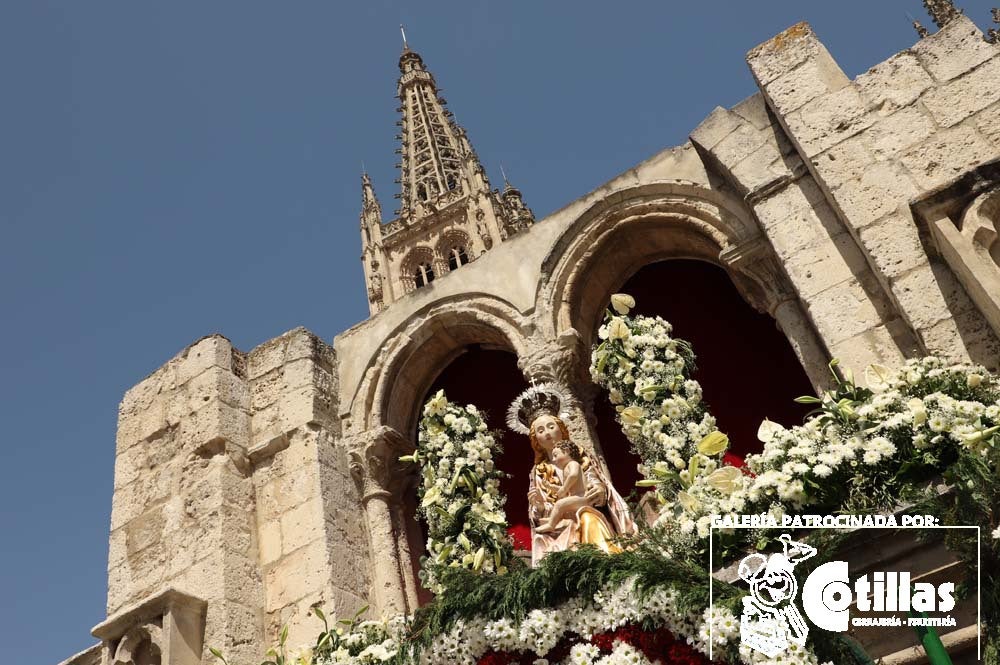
top-left (418, 579), bottom-right (734, 665)
top-left (739, 357), bottom-right (999, 513)
top-left (412, 574), bottom-right (827, 665)
top-left (590, 294), bottom-right (716, 469)
top-left (668, 356), bottom-right (1000, 544)
top-left (589, 294), bottom-right (1000, 548)
top-left (310, 607), bottom-right (410, 665)
top-left (300, 544), bottom-right (837, 665)
top-left (401, 390), bottom-right (516, 593)
top-left (589, 294), bottom-right (735, 541)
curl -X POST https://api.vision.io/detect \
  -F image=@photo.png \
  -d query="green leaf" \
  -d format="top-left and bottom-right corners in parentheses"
top-left (688, 455), bottom-right (701, 483)
top-left (473, 546), bottom-right (486, 571)
top-left (280, 624), bottom-right (288, 646)
top-left (635, 478), bottom-right (660, 487)
top-left (209, 647), bottom-right (227, 664)
top-left (436, 545), bottom-right (453, 563)
top-left (354, 604), bottom-right (369, 619)
top-left (794, 395), bottom-right (823, 404)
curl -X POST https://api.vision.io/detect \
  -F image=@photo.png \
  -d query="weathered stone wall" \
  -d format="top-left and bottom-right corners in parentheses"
top-left (245, 328), bottom-right (368, 650)
top-left (83, 14), bottom-right (1000, 665)
top-left (110, 336), bottom-right (263, 665)
top-left (105, 331), bottom-right (366, 663)
top-left (693, 17), bottom-right (1000, 374)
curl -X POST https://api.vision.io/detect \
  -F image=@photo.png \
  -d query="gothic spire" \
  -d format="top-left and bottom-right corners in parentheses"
top-left (498, 167), bottom-right (535, 234)
top-left (923, 0), bottom-right (963, 29)
top-left (908, 12), bottom-right (931, 37)
top-left (360, 172), bottom-right (382, 243)
top-left (357, 41), bottom-right (533, 317)
top-left (394, 44), bottom-right (482, 218)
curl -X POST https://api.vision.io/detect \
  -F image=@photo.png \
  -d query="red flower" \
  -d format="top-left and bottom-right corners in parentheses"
top-left (477, 650), bottom-right (518, 665)
top-left (590, 631), bottom-right (616, 653)
top-left (506, 524), bottom-right (532, 550)
top-left (546, 636), bottom-right (575, 664)
top-left (722, 452), bottom-right (745, 468)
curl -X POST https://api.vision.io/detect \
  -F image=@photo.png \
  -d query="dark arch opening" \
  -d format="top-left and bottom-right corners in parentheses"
top-left (592, 259), bottom-right (815, 499)
top-left (423, 346), bottom-right (533, 548)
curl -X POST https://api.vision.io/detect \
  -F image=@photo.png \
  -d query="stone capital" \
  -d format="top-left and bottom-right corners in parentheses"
top-left (347, 426), bottom-right (415, 503)
top-left (721, 239), bottom-right (796, 315)
top-left (518, 329), bottom-right (588, 388)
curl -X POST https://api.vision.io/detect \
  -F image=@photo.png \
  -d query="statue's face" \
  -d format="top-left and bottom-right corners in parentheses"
top-left (531, 414), bottom-right (565, 452)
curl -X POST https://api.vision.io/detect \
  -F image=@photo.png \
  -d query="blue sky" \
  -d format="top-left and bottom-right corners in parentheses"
top-left (2, 2), bottom-right (997, 662)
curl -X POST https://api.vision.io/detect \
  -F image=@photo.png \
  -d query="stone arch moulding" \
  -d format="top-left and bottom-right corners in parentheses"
top-left (353, 294), bottom-right (533, 437)
top-left (437, 228), bottom-right (473, 269)
top-left (399, 246), bottom-right (437, 293)
top-left (113, 624), bottom-right (163, 665)
top-left (538, 180), bottom-right (832, 391)
top-left (346, 295), bottom-right (533, 615)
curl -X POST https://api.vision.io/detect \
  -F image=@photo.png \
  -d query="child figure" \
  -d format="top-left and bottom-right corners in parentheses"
top-left (534, 441), bottom-right (589, 534)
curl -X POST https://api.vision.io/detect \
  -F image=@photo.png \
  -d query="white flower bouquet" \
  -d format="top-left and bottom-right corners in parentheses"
top-left (403, 390), bottom-right (515, 593)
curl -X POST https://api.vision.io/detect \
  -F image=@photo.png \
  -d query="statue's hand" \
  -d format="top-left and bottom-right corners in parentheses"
top-left (584, 482), bottom-right (605, 506)
top-left (527, 487), bottom-right (544, 510)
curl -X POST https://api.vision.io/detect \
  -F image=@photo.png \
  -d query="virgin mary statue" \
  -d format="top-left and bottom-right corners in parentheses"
top-left (507, 383), bottom-right (637, 566)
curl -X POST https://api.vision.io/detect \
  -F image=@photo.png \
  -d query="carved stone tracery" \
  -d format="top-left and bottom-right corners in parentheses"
top-left (112, 623), bottom-right (163, 665)
top-left (358, 47), bottom-right (533, 316)
top-left (348, 426), bottom-right (414, 503)
top-left (721, 238), bottom-right (797, 316)
top-left (960, 187), bottom-right (1000, 268)
top-left (923, 0), bottom-right (963, 28)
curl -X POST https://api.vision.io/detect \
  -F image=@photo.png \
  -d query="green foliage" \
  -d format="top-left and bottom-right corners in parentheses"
top-left (311, 605), bottom-right (371, 661)
top-left (409, 534), bottom-right (740, 645)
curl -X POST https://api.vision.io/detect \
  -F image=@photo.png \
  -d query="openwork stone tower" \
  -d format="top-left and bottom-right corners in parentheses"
top-left (360, 44), bottom-right (534, 315)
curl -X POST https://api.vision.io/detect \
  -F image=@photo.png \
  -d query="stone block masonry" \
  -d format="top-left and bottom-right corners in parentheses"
top-left (108, 331), bottom-right (369, 663)
top-left (744, 16), bottom-right (1000, 369)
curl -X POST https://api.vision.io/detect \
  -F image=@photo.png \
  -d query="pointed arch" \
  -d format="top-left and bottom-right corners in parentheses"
top-left (437, 229), bottom-right (472, 271)
top-left (399, 246), bottom-right (437, 292)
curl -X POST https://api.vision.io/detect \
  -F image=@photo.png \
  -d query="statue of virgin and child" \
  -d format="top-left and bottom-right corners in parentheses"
top-left (506, 383), bottom-right (637, 565)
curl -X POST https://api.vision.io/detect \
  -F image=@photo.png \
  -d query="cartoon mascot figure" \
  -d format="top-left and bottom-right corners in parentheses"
top-left (738, 533), bottom-right (817, 658)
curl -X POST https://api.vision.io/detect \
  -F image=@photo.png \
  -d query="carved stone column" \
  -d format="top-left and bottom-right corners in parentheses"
top-left (391, 468), bottom-right (423, 611)
top-left (348, 426), bottom-right (413, 616)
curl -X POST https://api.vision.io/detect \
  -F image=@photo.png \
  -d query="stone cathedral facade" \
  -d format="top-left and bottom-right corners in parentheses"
top-left (61, 10), bottom-right (1000, 665)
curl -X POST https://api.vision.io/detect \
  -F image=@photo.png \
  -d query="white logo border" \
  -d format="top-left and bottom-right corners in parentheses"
top-left (707, 522), bottom-right (982, 662)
